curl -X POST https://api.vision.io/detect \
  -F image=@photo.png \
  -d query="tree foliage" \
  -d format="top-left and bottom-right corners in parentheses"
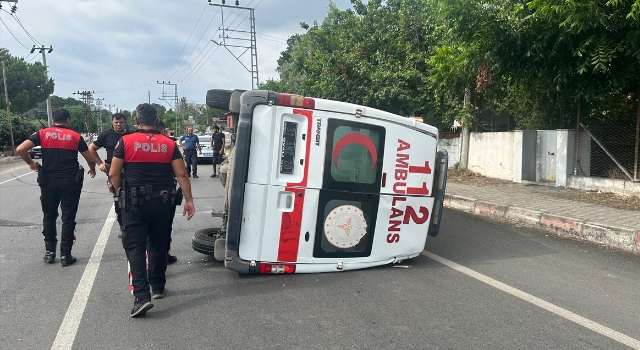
top-left (0, 48), bottom-right (54, 114)
top-left (0, 110), bottom-right (38, 148)
top-left (262, 0), bottom-right (640, 131)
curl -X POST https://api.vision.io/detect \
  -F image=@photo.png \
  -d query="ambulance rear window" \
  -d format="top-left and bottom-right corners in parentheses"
top-left (323, 120), bottom-right (385, 193)
top-left (313, 193), bottom-right (379, 258)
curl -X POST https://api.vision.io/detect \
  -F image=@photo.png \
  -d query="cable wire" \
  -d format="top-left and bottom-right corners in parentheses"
top-left (0, 16), bottom-right (28, 49)
top-left (94, 82), bottom-right (157, 94)
top-left (170, 3), bottom-right (251, 84)
top-left (161, 3), bottom-right (210, 80)
top-left (174, 2), bottom-right (257, 86)
top-left (11, 12), bottom-right (41, 46)
top-left (166, 7), bottom-right (221, 82)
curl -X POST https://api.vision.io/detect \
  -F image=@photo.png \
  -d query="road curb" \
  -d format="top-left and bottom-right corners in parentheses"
top-left (444, 194), bottom-right (640, 254)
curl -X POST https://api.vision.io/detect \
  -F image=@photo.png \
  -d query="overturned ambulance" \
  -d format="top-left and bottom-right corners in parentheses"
top-left (192, 89), bottom-right (447, 274)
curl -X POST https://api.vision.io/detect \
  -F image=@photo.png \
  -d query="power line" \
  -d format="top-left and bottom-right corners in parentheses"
top-left (162, 3), bottom-right (210, 80)
top-left (205, 0), bottom-right (262, 89)
top-left (175, 1), bottom-right (260, 86)
top-left (11, 12), bottom-right (41, 46)
top-left (256, 34), bottom-right (286, 44)
top-left (165, 7), bottom-right (221, 82)
top-left (94, 82), bottom-right (157, 94)
top-left (176, 44), bottom-right (221, 87)
top-left (170, 3), bottom-right (251, 84)
top-left (0, 16), bottom-right (28, 49)
top-left (172, 38), bottom-right (218, 84)
top-left (256, 31), bottom-right (287, 42)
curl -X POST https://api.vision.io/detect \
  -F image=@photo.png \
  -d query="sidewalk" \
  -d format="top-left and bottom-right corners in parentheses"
top-left (444, 181), bottom-right (640, 254)
top-left (0, 156), bottom-right (20, 165)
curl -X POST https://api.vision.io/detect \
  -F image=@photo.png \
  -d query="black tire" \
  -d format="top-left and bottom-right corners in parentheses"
top-left (228, 89), bottom-right (247, 114)
top-left (192, 227), bottom-right (220, 255)
top-left (206, 89), bottom-right (233, 110)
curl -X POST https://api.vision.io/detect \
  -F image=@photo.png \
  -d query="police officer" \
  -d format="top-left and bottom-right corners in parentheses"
top-left (16, 108), bottom-right (97, 266)
top-left (179, 127), bottom-right (201, 178)
top-left (157, 120), bottom-right (178, 264)
top-left (88, 112), bottom-right (129, 238)
top-left (109, 103), bottom-right (195, 317)
top-left (209, 125), bottom-right (225, 178)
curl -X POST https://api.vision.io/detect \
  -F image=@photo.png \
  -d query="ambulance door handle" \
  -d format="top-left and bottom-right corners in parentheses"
top-left (381, 172), bottom-right (387, 187)
top-left (277, 191), bottom-right (294, 212)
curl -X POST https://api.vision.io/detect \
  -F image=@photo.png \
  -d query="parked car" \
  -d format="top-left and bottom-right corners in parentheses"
top-left (197, 135), bottom-right (213, 162)
top-left (29, 145), bottom-right (42, 159)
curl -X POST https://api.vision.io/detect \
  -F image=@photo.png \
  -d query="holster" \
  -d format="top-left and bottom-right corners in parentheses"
top-left (118, 186), bottom-right (129, 210)
top-left (75, 165), bottom-right (85, 183)
top-left (36, 163), bottom-right (47, 186)
top-left (173, 187), bottom-right (183, 206)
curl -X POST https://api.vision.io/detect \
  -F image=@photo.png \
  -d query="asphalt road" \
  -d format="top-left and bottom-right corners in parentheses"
top-left (1, 152), bottom-right (640, 350)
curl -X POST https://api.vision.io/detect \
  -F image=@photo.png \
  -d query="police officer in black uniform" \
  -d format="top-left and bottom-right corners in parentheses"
top-left (109, 103), bottom-right (195, 317)
top-left (88, 112), bottom-right (130, 237)
top-left (16, 108), bottom-right (97, 266)
top-left (209, 125), bottom-right (225, 177)
top-left (157, 120), bottom-right (179, 264)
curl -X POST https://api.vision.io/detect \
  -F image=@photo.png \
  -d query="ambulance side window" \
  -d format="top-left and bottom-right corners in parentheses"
top-left (323, 120), bottom-right (385, 193)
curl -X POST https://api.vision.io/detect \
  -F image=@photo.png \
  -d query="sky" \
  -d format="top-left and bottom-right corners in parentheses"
top-left (0, 0), bottom-right (358, 113)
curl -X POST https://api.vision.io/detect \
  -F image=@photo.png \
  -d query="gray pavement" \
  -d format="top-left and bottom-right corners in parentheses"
top-left (444, 181), bottom-right (640, 254)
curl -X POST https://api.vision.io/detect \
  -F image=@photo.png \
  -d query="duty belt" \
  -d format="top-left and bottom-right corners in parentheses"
top-left (126, 185), bottom-right (173, 205)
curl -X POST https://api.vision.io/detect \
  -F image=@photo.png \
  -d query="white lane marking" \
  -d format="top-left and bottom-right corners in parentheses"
top-left (422, 251), bottom-right (640, 349)
top-left (51, 205), bottom-right (116, 350)
top-left (0, 171), bottom-right (33, 185)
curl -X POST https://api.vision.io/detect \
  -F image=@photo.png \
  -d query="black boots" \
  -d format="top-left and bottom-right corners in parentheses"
top-left (43, 243), bottom-right (56, 264)
top-left (60, 246), bottom-right (77, 267)
top-left (44, 243), bottom-right (76, 266)
top-left (61, 255), bottom-right (77, 266)
top-left (44, 251), bottom-right (56, 264)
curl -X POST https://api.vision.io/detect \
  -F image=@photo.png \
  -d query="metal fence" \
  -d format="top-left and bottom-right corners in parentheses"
top-left (578, 122), bottom-right (639, 181)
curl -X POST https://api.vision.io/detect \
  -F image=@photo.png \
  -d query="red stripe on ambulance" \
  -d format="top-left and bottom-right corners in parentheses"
top-left (277, 109), bottom-right (313, 262)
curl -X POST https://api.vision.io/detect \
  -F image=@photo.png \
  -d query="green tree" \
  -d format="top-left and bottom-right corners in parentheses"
top-left (0, 110), bottom-right (38, 148)
top-left (0, 48), bottom-right (54, 114)
top-left (275, 0), bottom-right (440, 119)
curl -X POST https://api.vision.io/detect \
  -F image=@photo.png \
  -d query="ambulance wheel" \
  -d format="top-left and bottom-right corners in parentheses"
top-left (192, 227), bottom-right (219, 255)
top-left (206, 89), bottom-right (233, 110)
top-left (228, 89), bottom-right (246, 114)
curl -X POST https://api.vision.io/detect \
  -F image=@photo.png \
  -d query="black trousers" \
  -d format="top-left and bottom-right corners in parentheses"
top-left (184, 149), bottom-right (198, 175)
top-left (40, 177), bottom-right (83, 252)
top-left (122, 197), bottom-right (172, 301)
top-left (212, 151), bottom-right (222, 174)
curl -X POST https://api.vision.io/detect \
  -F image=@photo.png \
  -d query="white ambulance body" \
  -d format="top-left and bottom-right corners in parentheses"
top-left (209, 90), bottom-right (447, 274)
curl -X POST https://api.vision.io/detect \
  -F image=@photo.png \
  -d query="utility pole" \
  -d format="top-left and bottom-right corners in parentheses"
top-left (157, 81), bottom-right (179, 134)
top-left (208, 0), bottom-right (259, 89)
top-left (73, 90), bottom-right (94, 134)
top-left (94, 97), bottom-right (104, 133)
top-left (459, 89), bottom-right (471, 170)
top-left (2, 61), bottom-right (15, 156)
top-left (30, 45), bottom-right (53, 126)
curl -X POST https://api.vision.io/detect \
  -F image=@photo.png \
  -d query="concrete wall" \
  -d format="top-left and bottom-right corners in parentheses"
top-left (567, 176), bottom-right (640, 197)
top-left (437, 136), bottom-right (461, 168)
top-left (438, 128), bottom-right (637, 197)
top-left (467, 131), bottom-right (515, 180)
